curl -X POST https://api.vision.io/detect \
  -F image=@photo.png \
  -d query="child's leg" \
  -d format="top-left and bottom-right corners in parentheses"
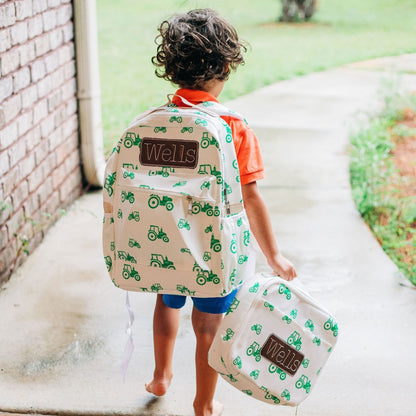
top-left (191, 307), bottom-right (223, 416)
top-left (145, 294), bottom-right (181, 396)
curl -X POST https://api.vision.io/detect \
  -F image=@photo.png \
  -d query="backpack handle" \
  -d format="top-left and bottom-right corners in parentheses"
top-left (169, 94), bottom-right (244, 121)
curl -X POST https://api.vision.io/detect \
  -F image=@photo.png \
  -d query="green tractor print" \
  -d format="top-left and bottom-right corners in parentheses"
top-left (268, 363), bottom-right (287, 380)
top-left (223, 373), bottom-right (238, 383)
top-left (181, 126), bottom-right (193, 133)
top-left (313, 336), bottom-right (321, 346)
top-left (205, 225), bottom-right (213, 233)
top-left (224, 182), bottom-right (232, 195)
top-left (122, 264), bottom-right (140, 281)
top-left (128, 211), bottom-right (140, 222)
top-left (191, 201), bottom-right (220, 217)
top-left (150, 283), bottom-right (163, 293)
top-left (295, 375), bottom-right (311, 394)
top-left (128, 238), bottom-right (141, 249)
top-left (260, 387), bottom-right (281, 404)
top-left (123, 170), bottom-right (134, 179)
top-left (104, 172), bottom-right (116, 197)
top-left (281, 389), bottom-right (291, 401)
top-left (149, 167), bottom-right (174, 177)
top-left (104, 255), bottom-right (112, 272)
top-left (246, 341), bottom-right (262, 362)
top-left (302, 359), bottom-right (310, 368)
top-left (173, 180), bottom-right (187, 188)
top-left (178, 218), bottom-right (190, 230)
top-left (264, 301), bottom-right (275, 312)
top-left (150, 254), bottom-right (175, 270)
top-left (324, 317), bottom-right (338, 337)
top-left (196, 269), bottom-right (220, 286)
top-left (176, 284), bottom-right (195, 296)
top-left (278, 283), bottom-right (292, 300)
top-left (153, 126), bottom-right (167, 133)
top-left (225, 298), bottom-right (240, 315)
top-left (122, 162), bottom-right (138, 171)
top-left (124, 131), bottom-right (142, 149)
top-left (200, 132), bottom-right (219, 149)
top-left (251, 324), bottom-right (262, 335)
top-left (287, 331), bottom-right (302, 351)
top-left (233, 356), bottom-right (242, 369)
top-left (238, 255), bottom-right (248, 264)
top-left (195, 118), bottom-right (208, 126)
top-left (104, 216), bottom-right (114, 224)
top-left (305, 319), bottom-right (315, 332)
top-left (117, 209), bottom-right (122, 219)
top-left (250, 370), bottom-right (260, 380)
top-left (243, 230), bottom-right (250, 246)
top-left (203, 251), bottom-right (211, 261)
top-left (230, 233), bottom-right (237, 254)
top-left (200, 180), bottom-right (211, 191)
top-left (225, 128), bottom-right (233, 143)
top-left (282, 309), bottom-right (298, 324)
top-left (169, 116), bottom-right (182, 123)
top-left (121, 190), bottom-right (135, 204)
top-left (198, 164), bottom-right (223, 184)
top-left (112, 143), bottom-right (120, 154)
top-left (117, 251), bottom-right (137, 264)
top-left (180, 247), bottom-right (191, 255)
top-left (148, 194), bottom-right (174, 211)
top-left (229, 268), bottom-right (237, 285)
top-left (249, 282), bottom-right (259, 293)
top-left (210, 234), bottom-right (221, 252)
top-left (148, 225), bottom-right (169, 242)
top-left (222, 328), bottom-right (234, 341)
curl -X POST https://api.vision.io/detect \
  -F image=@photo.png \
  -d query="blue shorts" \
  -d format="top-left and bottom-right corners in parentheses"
top-left (162, 289), bottom-right (238, 314)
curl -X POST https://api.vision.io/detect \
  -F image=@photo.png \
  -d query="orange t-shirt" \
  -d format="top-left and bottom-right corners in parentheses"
top-left (172, 89), bottom-right (264, 185)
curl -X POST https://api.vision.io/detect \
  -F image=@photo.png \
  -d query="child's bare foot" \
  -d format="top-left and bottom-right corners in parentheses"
top-left (145, 375), bottom-right (172, 396)
top-left (193, 399), bottom-right (223, 416)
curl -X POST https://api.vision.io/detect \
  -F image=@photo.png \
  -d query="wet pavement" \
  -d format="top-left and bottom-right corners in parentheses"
top-left (1, 54), bottom-right (416, 416)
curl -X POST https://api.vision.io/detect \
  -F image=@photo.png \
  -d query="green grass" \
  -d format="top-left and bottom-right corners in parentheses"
top-left (97, 0), bottom-right (416, 151)
top-left (349, 93), bottom-right (416, 285)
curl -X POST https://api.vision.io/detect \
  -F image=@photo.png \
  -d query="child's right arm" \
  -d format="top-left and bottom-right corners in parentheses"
top-left (242, 182), bottom-right (297, 281)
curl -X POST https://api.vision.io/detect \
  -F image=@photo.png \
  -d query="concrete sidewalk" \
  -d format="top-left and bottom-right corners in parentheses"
top-left (1, 55), bottom-right (416, 416)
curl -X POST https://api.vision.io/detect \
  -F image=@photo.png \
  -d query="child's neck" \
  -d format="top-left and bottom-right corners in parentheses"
top-left (201, 79), bottom-right (225, 99)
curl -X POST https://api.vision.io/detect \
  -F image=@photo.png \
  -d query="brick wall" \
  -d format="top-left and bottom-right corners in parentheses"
top-left (0, 0), bottom-right (83, 285)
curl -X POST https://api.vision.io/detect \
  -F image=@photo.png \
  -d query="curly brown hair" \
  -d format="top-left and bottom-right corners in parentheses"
top-left (152, 9), bottom-right (247, 89)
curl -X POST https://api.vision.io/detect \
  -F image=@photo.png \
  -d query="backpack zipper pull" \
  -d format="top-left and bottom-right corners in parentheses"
top-left (224, 188), bottom-right (231, 216)
top-left (187, 195), bottom-right (193, 214)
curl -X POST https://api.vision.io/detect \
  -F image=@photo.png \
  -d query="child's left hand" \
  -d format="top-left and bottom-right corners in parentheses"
top-left (268, 253), bottom-right (297, 281)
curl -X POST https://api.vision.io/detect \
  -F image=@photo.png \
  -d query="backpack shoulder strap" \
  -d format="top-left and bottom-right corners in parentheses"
top-left (171, 95), bottom-right (245, 122)
top-left (196, 101), bottom-right (245, 122)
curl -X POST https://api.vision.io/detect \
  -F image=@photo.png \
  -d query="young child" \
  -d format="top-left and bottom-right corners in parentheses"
top-left (144, 9), bottom-right (297, 416)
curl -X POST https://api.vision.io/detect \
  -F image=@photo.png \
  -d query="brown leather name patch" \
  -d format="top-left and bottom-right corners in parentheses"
top-left (140, 138), bottom-right (199, 169)
top-left (261, 334), bottom-right (304, 376)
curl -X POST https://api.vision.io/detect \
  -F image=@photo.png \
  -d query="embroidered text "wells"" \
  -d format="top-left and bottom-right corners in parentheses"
top-left (140, 138), bottom-right (199, 169)
top-left (261, 334), bottom-right (304, 376)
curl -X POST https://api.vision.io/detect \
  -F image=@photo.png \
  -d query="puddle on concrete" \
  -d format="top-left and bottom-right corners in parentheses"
top-left (4, 334), bottom-right (105, 382)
